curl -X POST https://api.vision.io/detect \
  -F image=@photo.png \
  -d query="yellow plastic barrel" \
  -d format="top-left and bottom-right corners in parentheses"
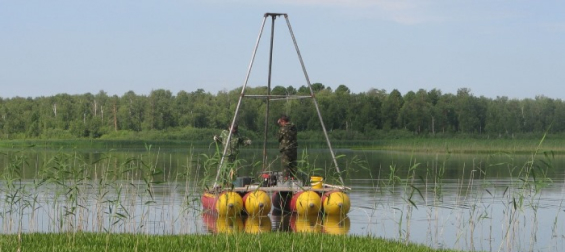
top-left (216, 191), bottom-right (244, 216)
top-left (310, 176), bottom-right (324, 189)
top-left (243, 190), bottom-right (272, 216)
top-left (322, 191), bottom-right (351, 216)
top-left (292, 191), bottom-right (322, 216)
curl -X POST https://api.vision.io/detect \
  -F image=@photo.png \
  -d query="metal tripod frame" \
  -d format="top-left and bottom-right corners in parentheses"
top-left (213, 13), bottom-right (344, 187)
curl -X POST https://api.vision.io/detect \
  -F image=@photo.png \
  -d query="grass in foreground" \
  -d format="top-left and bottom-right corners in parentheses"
top-left (0, 232), bottom-right (462, 252)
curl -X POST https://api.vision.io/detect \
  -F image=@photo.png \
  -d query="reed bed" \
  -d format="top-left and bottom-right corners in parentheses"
top-left (351, 133), bottom-right (562, 252)
top-left (0, 136), bottom-right (563, 251)
top-left (0, 145), bottom-right (203, 235)
top-left (0, 144), bottom-right (461, 252)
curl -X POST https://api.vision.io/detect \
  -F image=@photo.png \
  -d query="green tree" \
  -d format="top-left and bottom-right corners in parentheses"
top-left (381, 89), bottom-right (404, 130)
top-left (175, 90), bottom-right (193, 127)
top-left (118, 91), bottom-right (145, 132)
top-left (335, 84), bottom-right (351, 95)
top-left (1, 97), bottom-right (34, 137)
top-left (51, 94), bottom-right (75, 131)
top-left (455, 88), bottom-right (485, 134)
top-left (433, 93), bottom-right (458, 134)
top-left (349, 89), bottom-right (384, 133)
top-left (271, 86), bottom-right (287, 95)
top-left (398, 89), bottom-right (432, 134)
top-left (533, 95), bottom-right (555, 133)
top-left (552, 100), bottom-right (565, 132)
top-left (190, 89), bottom-right (213, 128)
top-left (286, 85), bottom-right (297, 95)
top-left (145, 89), bottom-right (175, 130)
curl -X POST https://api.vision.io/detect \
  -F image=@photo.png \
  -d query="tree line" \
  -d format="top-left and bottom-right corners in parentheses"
top-left (1, 84), bottom-right (564, 140)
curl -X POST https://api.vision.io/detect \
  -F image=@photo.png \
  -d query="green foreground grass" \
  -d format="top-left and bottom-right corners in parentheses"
top-left (0, 233), bottom-right (461, 252)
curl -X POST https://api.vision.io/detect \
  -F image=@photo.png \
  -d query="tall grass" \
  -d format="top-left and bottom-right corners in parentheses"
top-left (0, 145), bottom-right (466, 252)
top-left (0, 145), bottom-right (203, 235)
top-left (0, 138), bottom-right (562, 251)
top-left (352, 132), bottom-right (559, 252)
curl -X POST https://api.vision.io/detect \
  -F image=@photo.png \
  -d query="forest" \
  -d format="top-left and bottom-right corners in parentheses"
top-left (1, 83), bottom-right (564, 141)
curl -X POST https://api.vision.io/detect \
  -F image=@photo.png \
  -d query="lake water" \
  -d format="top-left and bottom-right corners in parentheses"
top-left (1, 144), bottom-right (564, 252)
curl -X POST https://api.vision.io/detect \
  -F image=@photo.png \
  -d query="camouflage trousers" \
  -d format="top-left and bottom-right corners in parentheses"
top-left (281, 149), bottom-right (297, 179)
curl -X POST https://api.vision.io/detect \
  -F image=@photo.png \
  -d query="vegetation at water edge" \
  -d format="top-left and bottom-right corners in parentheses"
top-left (0, 232), bottom-right (463, 252)
top-left (1, 85), bottom-right (563, 142)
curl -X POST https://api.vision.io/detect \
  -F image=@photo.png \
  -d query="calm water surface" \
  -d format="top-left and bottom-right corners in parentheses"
top-left (1, 146), bottom-right (564, 252)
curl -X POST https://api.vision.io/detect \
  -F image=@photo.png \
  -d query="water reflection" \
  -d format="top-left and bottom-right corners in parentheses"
top-left (244, 216), bottom-right (272, 234)
top-left (202, 212), bottom-right (350, 235)
top-left (289, 215), bottom-right (322, 233)
top-left (202, 212), bottom-right (244, 234)
top-left (322, 215), bottom-right (350, 235)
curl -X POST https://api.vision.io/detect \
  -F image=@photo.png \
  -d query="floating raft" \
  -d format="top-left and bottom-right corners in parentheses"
top-left (202, 184), bottom-right (350, 217)
top-left (203, 13), bottom-right (351, 220)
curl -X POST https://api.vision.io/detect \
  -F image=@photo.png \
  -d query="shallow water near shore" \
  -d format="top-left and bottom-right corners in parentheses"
top-left (1, 146), bottom-right (564, 252)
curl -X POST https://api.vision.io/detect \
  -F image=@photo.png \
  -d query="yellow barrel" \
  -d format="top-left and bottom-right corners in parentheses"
top-left (291, 191), bottom-right (322, 216)
top-left (243, 190), bottom-right (272, 216)
top-left (216, 191), bottom-right (244, 216)
top-left (310, 176), bottom-right (324, 189)
top-left (322, 191), bottom-right (351, 216)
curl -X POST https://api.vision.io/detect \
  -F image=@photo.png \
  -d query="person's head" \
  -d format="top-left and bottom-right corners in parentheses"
top-left (229, 123), bottom-right (238, 133)
top-left (277, 115), bottom-right (290, 126)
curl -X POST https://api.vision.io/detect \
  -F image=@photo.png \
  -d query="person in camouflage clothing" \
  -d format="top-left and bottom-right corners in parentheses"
top-left (214, 123), bottom-right (252, 163)
top-left (214, 123), bottom-right (251, 182)
top-left (277, 115), bottom-right (297, 180)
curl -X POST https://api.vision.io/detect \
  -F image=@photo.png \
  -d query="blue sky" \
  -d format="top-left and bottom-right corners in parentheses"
top-left (2, 1), bottom-right (564, 100)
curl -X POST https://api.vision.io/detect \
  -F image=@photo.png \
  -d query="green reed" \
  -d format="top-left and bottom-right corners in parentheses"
top-left (0, 138), bottom-right (560, 251)
top-left (365, 131), bottom-right (559, 251)
top-left (41, 150), bottom-right (89, 231)
top-left (0, 144), bottom-right (206, 234)
top-left (1, 149), bottom-right (31, 234)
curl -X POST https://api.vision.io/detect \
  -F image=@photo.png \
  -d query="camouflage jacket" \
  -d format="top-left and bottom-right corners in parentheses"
top-left (278, 123), bottom-right (297, 152)
top-left (217, 130), bottom-right (250, 158)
